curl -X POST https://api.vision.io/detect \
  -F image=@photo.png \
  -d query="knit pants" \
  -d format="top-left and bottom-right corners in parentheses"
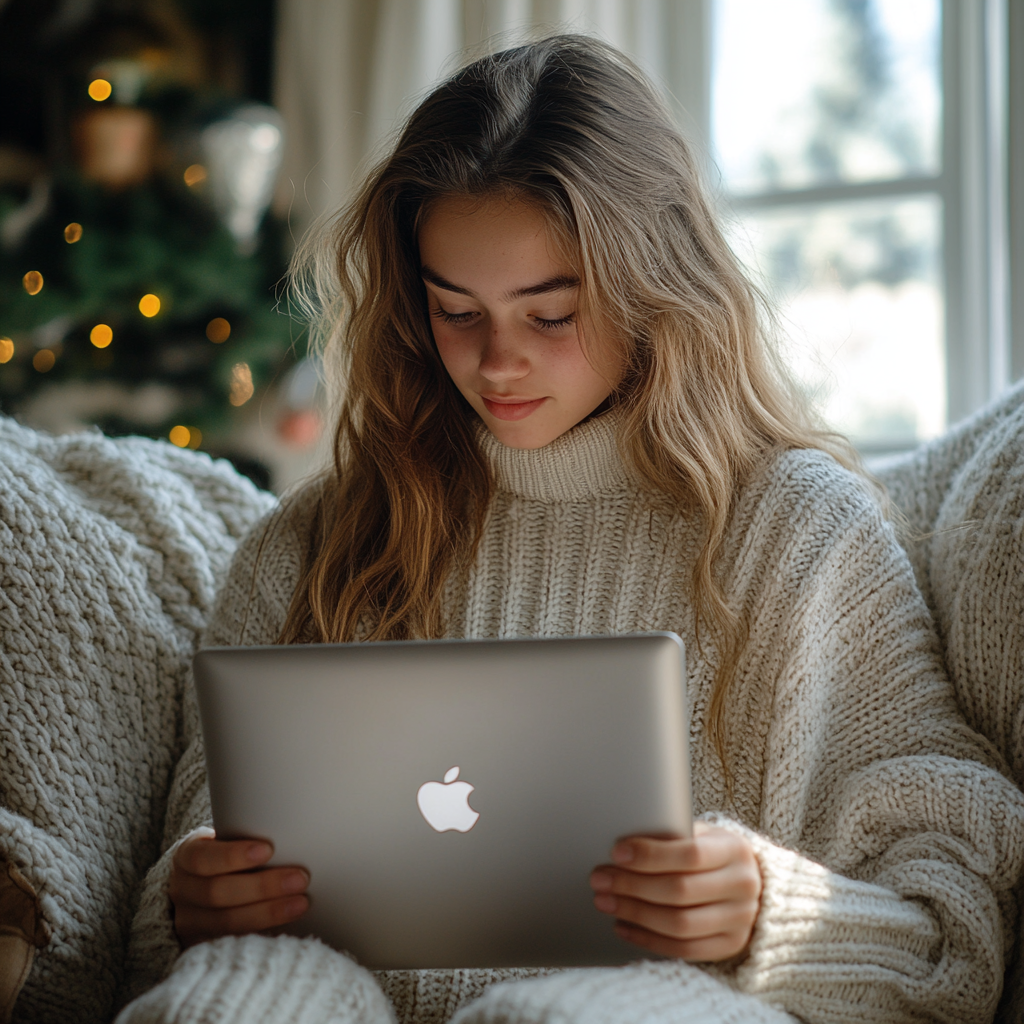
top-left (114, 935), bottom-right (795, 1024)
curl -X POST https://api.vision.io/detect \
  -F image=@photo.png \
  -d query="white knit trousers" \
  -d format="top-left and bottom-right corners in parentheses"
top-left (114, 935), bottom-right (795, 1024)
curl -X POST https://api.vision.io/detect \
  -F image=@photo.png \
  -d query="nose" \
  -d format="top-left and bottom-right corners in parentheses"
top-left (478, 324), bottom-right (529, 383)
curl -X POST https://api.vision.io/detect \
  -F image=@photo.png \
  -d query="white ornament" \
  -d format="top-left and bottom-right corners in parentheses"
top-left (201, 104), bottom-right (284, 254)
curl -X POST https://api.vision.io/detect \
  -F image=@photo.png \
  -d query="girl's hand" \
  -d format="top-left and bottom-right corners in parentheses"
top-left (169, 833), bottom-right (310, 948)
top-left (589, 822), bottom-right (762, 962)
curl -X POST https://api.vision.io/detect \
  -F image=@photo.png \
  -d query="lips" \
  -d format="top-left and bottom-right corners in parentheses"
top-left (481, 396), bottom-right (547, 421)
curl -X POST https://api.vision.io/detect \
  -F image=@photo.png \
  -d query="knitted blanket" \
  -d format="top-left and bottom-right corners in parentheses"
top-left (0, 418), bottom-right (275, 1024)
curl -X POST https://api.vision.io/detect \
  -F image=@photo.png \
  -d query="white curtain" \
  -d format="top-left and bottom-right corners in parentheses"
top-left (272, 0), bottom-right (709, 232)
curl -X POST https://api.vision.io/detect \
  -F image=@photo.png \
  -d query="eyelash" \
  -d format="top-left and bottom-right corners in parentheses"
top-left (431, 308), bottom-right (576, 331)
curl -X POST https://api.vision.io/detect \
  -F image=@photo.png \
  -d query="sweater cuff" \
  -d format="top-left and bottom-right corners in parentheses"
top-left (702, 814), bottom-right (942, 1017)
top-left (117, 827), bottom-right (213, 1009)
top-left (451, 961), bottom-right (796, 1024)
top-left (114, 934), bottom-right (394, 1024)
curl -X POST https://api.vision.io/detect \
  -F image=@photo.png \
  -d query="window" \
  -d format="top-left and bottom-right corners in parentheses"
top-left (713, 0), bottom-right (943, 452)
top-left (705, 0), bottom-right (1017, 452)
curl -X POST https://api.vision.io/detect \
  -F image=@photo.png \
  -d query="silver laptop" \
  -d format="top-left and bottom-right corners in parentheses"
top-left (193, 633), bottom-right (690, 969)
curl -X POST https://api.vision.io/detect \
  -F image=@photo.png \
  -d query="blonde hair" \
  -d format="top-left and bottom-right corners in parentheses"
top-left (283, 35), bottom-right (863, 766)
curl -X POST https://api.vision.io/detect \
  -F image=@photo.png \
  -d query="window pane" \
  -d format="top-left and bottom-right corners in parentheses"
top-left (727, 195), bottom-right (945, 449)
top-left (712, 0), bottom-right (941, 194)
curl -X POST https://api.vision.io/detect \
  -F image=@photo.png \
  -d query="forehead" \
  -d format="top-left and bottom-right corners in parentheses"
top-left (418, 195), bottom-right (572, 279)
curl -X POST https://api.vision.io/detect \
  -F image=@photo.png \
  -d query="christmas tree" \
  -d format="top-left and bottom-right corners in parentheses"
top-left (0, 0), bottom-right (299, 464)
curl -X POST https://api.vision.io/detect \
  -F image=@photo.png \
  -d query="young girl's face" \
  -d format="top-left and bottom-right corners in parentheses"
top-left (419, 195), bottom-right (623, 449)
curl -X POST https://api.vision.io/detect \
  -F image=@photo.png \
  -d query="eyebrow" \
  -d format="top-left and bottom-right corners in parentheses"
top-left (420, 266), bottom-right (580, 303)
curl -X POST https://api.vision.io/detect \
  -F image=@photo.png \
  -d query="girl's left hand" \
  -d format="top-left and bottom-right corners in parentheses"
top-left (589, 821), bottom-right (762, 962)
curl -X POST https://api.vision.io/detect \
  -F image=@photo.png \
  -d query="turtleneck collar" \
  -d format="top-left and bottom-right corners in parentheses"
top-left (476, 407), bottom-right (633, 502)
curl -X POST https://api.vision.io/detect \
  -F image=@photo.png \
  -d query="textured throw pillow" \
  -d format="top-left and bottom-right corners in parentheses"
top-left (0, 419), bottom-right (275, 1024)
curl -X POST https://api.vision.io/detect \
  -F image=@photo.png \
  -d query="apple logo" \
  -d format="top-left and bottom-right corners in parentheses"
top-left (416, 766), bottom-right (480, 833)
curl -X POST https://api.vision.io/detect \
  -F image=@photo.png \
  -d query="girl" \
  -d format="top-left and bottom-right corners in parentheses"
top-left (122, 35), bottom-right (1024, 1024)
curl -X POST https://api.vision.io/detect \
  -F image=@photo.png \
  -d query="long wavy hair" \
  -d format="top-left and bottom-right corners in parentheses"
top-left (282, 34), bottom-right (862, 764)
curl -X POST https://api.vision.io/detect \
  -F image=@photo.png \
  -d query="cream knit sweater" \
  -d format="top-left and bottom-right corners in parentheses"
top-left (117, 409), bottom-right (1024, 1024)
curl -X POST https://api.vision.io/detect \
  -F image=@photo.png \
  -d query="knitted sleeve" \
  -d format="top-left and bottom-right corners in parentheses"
top-left (716, 462), bottom-right (1024, 1023)
top-left (117, 497), bottom-right (308, 1008)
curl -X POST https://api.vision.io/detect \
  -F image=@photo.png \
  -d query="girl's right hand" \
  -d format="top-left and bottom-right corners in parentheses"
top-left (169, 832), bottom-right (310, 948)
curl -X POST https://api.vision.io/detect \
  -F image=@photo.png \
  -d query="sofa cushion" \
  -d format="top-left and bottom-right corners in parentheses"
top-left (0, 419), bottom-right (275, 1024)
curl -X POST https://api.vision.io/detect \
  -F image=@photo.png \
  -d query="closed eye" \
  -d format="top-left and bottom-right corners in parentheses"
top-left (532, 313), bottom-right (576, 332)
top-left (432, 307), bottom-right (478, 325)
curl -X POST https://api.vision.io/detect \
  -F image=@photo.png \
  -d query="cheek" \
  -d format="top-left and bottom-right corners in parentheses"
top-left (432, 326), bottom-right (477, 382)
top-left (557, 338), bottom-right (621, 395)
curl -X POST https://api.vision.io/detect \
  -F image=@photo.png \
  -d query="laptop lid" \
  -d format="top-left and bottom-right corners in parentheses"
top-left (193, 633), bottom-right (690, 969)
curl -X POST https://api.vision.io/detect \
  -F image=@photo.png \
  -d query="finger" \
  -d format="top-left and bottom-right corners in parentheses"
top-left (175, 894), bottom-right (309, 947)
top-left (613, 921), bottom-right (749, 963)
top-left (591, 861), bottom-right (761, 907)
top-left (594, 892), bottom-right (759, 942)
top-left (174, 835), bottom-right (273, 877)
top-left (611, 829), bottom-right (752, 874)
top-left (170, 864), bottom-right (309, 911)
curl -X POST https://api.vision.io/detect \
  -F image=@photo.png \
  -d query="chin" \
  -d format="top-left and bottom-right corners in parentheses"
top-left (489, 419), bottom-right (585, 448)
top-left (485, 419), bottom-right (566, 450)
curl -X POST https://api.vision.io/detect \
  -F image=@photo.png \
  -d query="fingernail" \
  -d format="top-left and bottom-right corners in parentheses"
top-left (611, 843), bottom-right (634, 864)
top-left (590, 870), bottom-right (612, 891)
top-left (286, 895), bottom-right (308, 917)
top-left (593, 893), bottom-right (617, 913)
top-left (614, 923), bottom-right (632, 939)
top-left (281, 870), bottom-right (308, 894)
top-left (247, 842), bottom-right (272, 864)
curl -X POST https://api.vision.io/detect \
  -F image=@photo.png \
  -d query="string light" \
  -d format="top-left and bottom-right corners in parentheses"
top-left (0, 337), bottom-right (13, 363)
top-left (139, 294), bottom-right (161, 317)
top-left (168, 425), bottom-right (203, 449)
top-left (90, 324), bottom-right (113, 348)
top-left (169, 425), bottom-right (190, 447)
top-left (33, 349), bottom-right (55, 372)
top-left (22, 271), bottom-right (43, 295)
top-left (88, 79), bottom-right (112, 101)
top-left (229, 362), bottom-right (254, 406)
top-left (206, 317), bottom-right (230, 343)
top-left (183, 164), bottom-right (207, 186)
top-left (64, 223), bottom-right (83, 243)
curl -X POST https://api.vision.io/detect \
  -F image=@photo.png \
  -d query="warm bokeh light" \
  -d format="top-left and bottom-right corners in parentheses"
top-left (88, 79), bottom-right (112, 101)
top-left (64, 222), bottom-right (83, 243)
top-left (90, 324), bottom-right (113, 348)
top-left (187, 427), bottom-right (202, 449)
top-left (33, 349), bottom-right (55, 372)
top-left (0, 337), bottom-right (13, 363)
top-left (169, 425), bottom-right (191, 447)
top-left (22, 271), bottom-right (43, 295)
top-left (139, 293), bottom-right (161, 317)
top-left (183, 164), bottom-right (207, 186)
top-left (229, 362), bottom-right (254, 406)
top-left (206, 317), bottom-right (231, 343)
